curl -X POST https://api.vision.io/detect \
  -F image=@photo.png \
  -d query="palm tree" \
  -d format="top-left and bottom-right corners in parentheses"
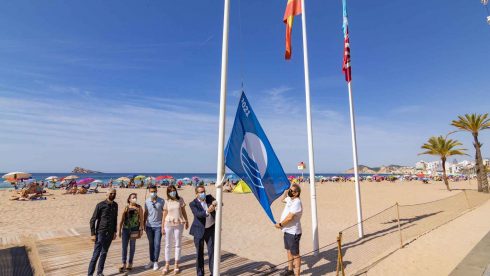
top-left (451, 113), bottom-right (490, 193)
top-left (419, 136), bottom-right (467, 191)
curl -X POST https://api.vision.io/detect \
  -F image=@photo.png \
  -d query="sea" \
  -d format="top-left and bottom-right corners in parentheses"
top-left (0, 172), bottom-right (361, 190)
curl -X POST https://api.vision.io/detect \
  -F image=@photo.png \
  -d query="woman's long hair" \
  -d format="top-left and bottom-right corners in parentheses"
top-left (127, 193), bottom-right (138, 204)
top-left (166, 185), bottom-right (180, 200)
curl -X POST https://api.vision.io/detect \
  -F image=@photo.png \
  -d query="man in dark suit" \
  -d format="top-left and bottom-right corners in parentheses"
top-left (189, 185), bottom-right (216, 276)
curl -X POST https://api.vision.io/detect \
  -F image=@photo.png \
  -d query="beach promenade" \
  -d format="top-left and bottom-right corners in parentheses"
top-left (1, 226), bottom-right (270, 276)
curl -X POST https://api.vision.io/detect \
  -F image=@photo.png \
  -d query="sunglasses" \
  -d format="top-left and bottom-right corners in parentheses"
top-left (152, 202), bottom-right (156, 209)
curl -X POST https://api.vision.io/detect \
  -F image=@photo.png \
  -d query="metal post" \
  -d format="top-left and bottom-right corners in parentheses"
top-left (300, 0), bottom-right (319, 254)
top-left (213, 0), bottom-right (230, 275)
top-left (395, 202), bottom-right (403, 248)
top-left (347, 81), bottom-right (364, 238)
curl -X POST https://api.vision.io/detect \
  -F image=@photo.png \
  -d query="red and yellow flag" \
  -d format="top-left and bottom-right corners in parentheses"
top-left (283, 0), bottom-right (302, 60)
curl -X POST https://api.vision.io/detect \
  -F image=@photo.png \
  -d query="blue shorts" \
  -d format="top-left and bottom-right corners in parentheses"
top-left (283, 233), bottom-right (301, 255)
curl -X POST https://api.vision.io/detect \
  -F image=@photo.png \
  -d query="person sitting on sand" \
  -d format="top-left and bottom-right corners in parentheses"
top-left (223, 180), bottom-right (233, 193)
top-left (78, 186), bottom-right (88, 194)
top-left (9, 189), bottom-right (29, 201)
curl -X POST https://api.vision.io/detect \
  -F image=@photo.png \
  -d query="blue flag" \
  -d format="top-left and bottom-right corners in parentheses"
top-left (225, 92), bottom-right (290, 223)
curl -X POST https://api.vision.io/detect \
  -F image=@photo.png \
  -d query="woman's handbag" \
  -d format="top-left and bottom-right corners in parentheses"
top-left (130, 230), bottom-right (140, 240)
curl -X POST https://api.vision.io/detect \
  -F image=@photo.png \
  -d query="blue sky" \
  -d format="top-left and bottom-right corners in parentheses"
top-left (1, 0), bottom-right (489, 173)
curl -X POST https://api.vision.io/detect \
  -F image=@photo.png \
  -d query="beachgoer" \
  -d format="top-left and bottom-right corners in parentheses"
top-left (189, 185), bottom-right (216, 276)
top-left (144, 185), bottom-right (165, 271)
top-left (88, 188), bottom-right (118, 276)
top-left (275, 184), bottom-right (303, 276)
top-left (161, 185), bottom-right (189, 274)
top-left (118, 193), bottom-right (144, 273)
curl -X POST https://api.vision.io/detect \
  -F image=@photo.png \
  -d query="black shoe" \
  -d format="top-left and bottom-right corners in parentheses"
top-left (96, 274), bottom-right (104, 276)
top-left (279, 268), bottom-right (294, 276)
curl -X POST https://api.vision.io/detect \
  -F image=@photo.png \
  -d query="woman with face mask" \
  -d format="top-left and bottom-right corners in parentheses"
top-left (161, 185), bottom-right (189, 274)
top-left (118, 193), bottom-right (144, 272)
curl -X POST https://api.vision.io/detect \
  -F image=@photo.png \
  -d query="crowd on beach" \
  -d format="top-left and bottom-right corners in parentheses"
top-left (5, 172), bottom-right (475, 202)
top-left (87, 183), bottom-right (304, 276)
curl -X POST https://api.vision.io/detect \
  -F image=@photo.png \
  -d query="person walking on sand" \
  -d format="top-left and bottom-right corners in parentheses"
top-left (118, 193), bottom-right (144, 273)
top-left (275, 184), bottom-right (303, 276)
top-left (88, 188), bottom-right (118, 276)
top-left (161, 185), bottom-right (189, 275)
top-left (189, 185), bottom-right (217, 276)
top-left (144, 185), bottom-right (165, 271)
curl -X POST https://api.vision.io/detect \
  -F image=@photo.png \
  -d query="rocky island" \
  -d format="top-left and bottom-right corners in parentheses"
top-left (71, 167), bottom-right (102, 174)
top-left (344, 164), bottom-right (416, 175)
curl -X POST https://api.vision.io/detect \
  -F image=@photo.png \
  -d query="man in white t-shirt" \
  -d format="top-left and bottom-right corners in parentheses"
top-left (275, 184), bottom-right (303, 276)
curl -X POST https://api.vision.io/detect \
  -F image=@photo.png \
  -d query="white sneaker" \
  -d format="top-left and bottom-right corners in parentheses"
top-left (145, 262), bottom-right (153, 269)
top-left (153, 262), bottom-right (160, 271)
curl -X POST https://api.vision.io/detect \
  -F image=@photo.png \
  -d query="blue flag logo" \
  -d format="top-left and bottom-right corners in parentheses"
top-left (225, 92), bottom-right (290, 223)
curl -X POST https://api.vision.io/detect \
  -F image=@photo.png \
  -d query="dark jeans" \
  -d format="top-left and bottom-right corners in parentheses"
top-left (146, 226), bottom-right (162, 262)
top-left (121, 227), bottom-right (138, 264)
top-left (88, 231), bottom-right (114, 276)
top-left (194, 226), bottom-right (215, 276)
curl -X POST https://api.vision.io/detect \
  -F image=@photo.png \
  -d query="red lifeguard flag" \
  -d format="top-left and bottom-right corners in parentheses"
top-left (283, 0), bottom-right (302, 60)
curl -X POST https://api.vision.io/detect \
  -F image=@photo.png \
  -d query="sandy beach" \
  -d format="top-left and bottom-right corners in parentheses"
top-left (0, 179), bottom-right (483, 273)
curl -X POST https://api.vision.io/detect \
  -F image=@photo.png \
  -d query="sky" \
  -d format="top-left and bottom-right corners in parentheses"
top-left (0, 0), bottom-right (489, 173)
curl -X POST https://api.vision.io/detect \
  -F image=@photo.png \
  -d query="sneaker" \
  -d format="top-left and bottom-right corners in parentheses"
top-left (279, 268), bottom-right (294, 276)
top-left (145, 262), bottom-right (154, 269)
top-left (153, 262), bottom-right (160, 271)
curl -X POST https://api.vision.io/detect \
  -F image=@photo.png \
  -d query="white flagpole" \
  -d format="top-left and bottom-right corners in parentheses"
top-left (300, 0), bottom-right (320, 254)
top-left (213, 0), bottom-right (230, 275)
top-left (347, 81), bottom-right (364, 237)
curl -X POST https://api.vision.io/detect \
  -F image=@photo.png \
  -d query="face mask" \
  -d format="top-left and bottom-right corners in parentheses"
top-left (169, 191), bottom-right (176, 198)
top-left (198, 192), bottom-right (206, 200)
top-left (108, 194), bottom-right (116, 201)
top-left (150, 192), bottom-right (157, 198)
top-left (288, 190), bottom-right (294, 197)
top-left (130, 198), bottom-right (137, 204)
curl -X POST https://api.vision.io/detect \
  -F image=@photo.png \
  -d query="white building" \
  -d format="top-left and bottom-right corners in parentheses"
top-left (415, 161), bottom-right (427, 170)
top-left (427, 161), bottom-right (442, 174)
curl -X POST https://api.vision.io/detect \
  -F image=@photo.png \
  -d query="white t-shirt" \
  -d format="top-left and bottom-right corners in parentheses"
top-left (280, 197), bottom-right (303, 235)
top-left (200, 200), bottom-right (215, 229)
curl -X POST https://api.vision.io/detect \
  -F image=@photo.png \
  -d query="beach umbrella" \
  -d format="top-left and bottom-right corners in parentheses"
top-left (116, 177), bottom-right (131, 183)
top-left (92, 180), bottom-right (103, 184)
top-left (134, 175), bottom-right (146, 180)
top-left (77, 178), bottom-right (95, 186)
top-left (45, 176), bottom-right (59, 182)
top-left (155, 176), bottom-right (166, 181)
top-left (64, 175), bottom-right (79, 180)
top-left (2, 172), bottom-right (31, 180)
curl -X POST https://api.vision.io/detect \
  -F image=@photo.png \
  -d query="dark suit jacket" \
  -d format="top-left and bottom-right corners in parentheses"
top-left (189, 195), bottom-right (216, 239)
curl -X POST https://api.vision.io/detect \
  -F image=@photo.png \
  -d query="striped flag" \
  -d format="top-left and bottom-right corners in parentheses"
top-left (283, 0), bottom-right (302, 60)
top-left (342, 0), bottom-right (352, 82)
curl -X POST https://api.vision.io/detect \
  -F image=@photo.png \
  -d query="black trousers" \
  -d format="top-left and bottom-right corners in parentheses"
top-left (194, 226), bottom-right (215, 276)
top-left (88, 232), bottom-right (114, 276)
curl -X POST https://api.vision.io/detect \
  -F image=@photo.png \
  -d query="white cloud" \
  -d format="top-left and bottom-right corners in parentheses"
top-left (1, 85), bottom-right (489, 173)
